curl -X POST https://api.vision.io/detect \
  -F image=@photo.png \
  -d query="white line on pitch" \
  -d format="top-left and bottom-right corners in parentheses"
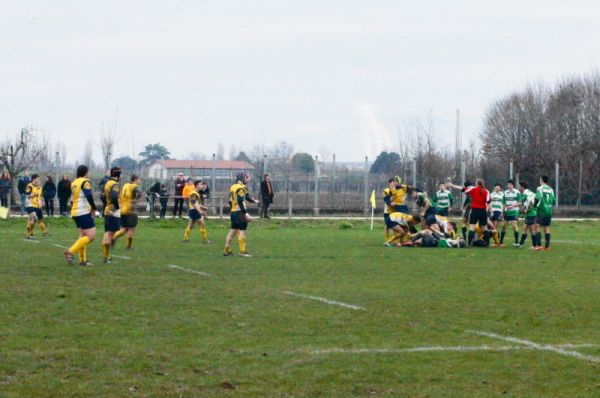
top-left (283, 291), bottom-right (365, 311)
top-left (304, 343), bottom-right (599, 355)
top-left (167, 264), bottom-right (211, 277)
top-left (53, 243), bottom-right (68, 249)
top-left (112, 254), bottom-right (132, 260)
top-left (554, 239), bottom-right (599, 246)
top-left (468, 330), bottom-right (600, 363)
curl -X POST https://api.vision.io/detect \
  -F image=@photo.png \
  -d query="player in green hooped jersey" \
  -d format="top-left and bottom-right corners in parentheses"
top-left (433, 183), bottom-right (453, 217)
top-left (501, 179), bottom-right (521, 246)
top-left (518, 181), bottom-right (537, 248)
top-left (533, 175), bottom-right (556, 250)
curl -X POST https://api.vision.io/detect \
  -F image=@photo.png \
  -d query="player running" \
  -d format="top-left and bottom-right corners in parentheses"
top-left (517, 181), bottom-right (537, 248)
top-left (500, 179), bottom-right (521, 247)
top-left (24, 174), bottom-right (49, 239)
top-left (533, 175), bottom-right (556, 251)
top-left (64, 165), bottom-right (100, 266)
top-left (101, 167), bottom-right (121, 264)
top-left (183, 180), bottom-right (212, 244)
top-left (224, 172), bottom-right (259, 257)
top-left (113, 175), bottom-right (142, 250)
top-left (432, 182), bottom-right (453, 217)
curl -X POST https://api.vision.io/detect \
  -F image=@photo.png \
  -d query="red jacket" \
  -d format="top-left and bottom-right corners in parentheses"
top-left (463, 186), bottom-right (490, 209)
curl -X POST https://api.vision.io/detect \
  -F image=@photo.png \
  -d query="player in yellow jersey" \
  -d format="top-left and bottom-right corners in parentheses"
top-left (389, 176), bottom-right (410, 214)
top-left (101, 167), bottom-right (121, 264)
top-left (24, 174), bottom-right (49, 239)
top-left (224, 172), bottom-right (259, 257)
top-left (113, 175), bottom-right (141, 250)
top-left (383, 212), bottom-right (421, 246)
top-left (64, 165), bottom-right (100, 266)
top-left (182, 180), bottom-right (212, 244)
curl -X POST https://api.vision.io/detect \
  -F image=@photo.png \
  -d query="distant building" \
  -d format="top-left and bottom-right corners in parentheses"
top-left (147, 159), bottom-right (255, 180)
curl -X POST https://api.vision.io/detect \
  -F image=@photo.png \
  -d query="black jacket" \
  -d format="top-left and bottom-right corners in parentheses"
top-left (174, 178), bottom-right (186, 196)
top-left (260, 180), bottom-right (274, 204)
top-left (43, 181), bottom-right (57, 199)
top-left (57, 180), bottom-right (72, 199)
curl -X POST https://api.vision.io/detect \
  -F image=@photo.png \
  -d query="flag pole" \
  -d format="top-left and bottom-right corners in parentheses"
top-left (370, 206), bottom-right (374, 231)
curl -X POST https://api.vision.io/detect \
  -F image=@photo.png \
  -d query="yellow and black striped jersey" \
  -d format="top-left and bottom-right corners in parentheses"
top-left (229, 183), bottom-right (247, 212)
top-left (391, 185), bottom-right (408, 206)
top-left (24, 183), bottom-right (42, 208)
top-left (120, 183), bottom-right (140, 215)
top-left (71, 177), bottom-right (93, 216)
top-left (103, 179), bottom-right (120, 215)
top-left (383, 188), bottom-right (393, 214)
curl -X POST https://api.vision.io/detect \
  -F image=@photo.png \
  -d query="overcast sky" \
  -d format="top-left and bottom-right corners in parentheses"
top-left (2, 0), bottom-right (600, 163)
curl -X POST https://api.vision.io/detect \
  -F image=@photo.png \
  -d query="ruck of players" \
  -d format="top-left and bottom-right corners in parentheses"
top-left (382, 175), bottom-right (556, 250)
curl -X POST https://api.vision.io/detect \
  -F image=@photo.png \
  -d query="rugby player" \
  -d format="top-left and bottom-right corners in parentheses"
top-left (224, 172), bottom-right (259, 257)
top-left (183, 180), bottom-right (212, 244)
top-left (101, 167), bottom-right (121, 264)
top-left (500, 179), bottom-right (521, 247)
top-left (533, 175), bottom-right (556, 250)
top-left (24, 174), bottom-right (49, 239)
top-left (113, 175), bottom-right (142, 250)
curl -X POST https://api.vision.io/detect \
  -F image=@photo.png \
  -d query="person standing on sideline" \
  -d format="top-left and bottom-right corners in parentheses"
top-left (260, 174), bottom-right (274, 218)
top-left (173, 173), bottom-right (186, 217)
top-left (18, 170), bottom-right (31, 215)
top-left (57, 174), bottom-right (72, 216)
top-left (533, 175), bottom-right (556, 251)
top-left (224, 172), bottom-right (259, 257)
top-left (42, 175), bottom-right (57, 217)
top-left (0, 171), bottom-right (11, 208)
top-left (159, 184), bottom-right (169, 218)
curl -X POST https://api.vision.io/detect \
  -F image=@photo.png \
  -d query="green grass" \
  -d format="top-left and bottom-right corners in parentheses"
top-left (1, 217), bottom-right (600, 397)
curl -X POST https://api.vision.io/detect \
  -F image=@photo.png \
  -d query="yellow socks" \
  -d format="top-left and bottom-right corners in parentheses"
top-left (385, 234), bottom-right (400, 244)
top-left (39, 221), bottom-right (47, 233)
top-left (26, 224), bottom-right (33, 237)
top-left (238, 236), bottom-right (247, 253)
top-left (224, 246), bottom-right (232, 255)
top-left (127, 237), bottom-right (133, 249)
top-left (102, 243), bottom-right (110, 259)
top-left (183, 226), bottom-right (192, 241)
top-left (200, 226), bottom-right (208, 241)
top-left (69, 236), bottom-right (91, 255)
top-left (113, 229), bottom-right (125, 241)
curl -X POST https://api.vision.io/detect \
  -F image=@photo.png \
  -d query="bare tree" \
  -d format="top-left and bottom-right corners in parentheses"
top-left (216, 142), bottom-right (225, 160)
top-left (0, 127), bottom-right (49, 203)
top-left (83, 139), bottom-right (95, 169)
top-left (100, 117), bottom-right (121, 171)
top-left (188, 152), bottom-right (207, 160)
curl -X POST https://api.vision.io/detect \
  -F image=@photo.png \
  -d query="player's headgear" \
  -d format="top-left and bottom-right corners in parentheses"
top-left (394, 176), bottom-right (402, 183)
top-left (110, 167), bottom-right (122, 178)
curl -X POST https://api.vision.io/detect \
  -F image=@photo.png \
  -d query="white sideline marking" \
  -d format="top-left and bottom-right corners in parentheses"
top-left (112, 254), bottom-right (132, 260)
top-left (53, 243), bottom-right (68, 249)
top-left (305, 343), bottom-right (599, 355)
top-left (24, 239), bottom-right (39, 243)
top-left (554, 239), bottom-right (599, 246)
top-left (283, 291), bottom-right (365, 311)
top-left (468, 330), bottom-right (600, 363)
top-left (168, 264), bottom-right (211, 277)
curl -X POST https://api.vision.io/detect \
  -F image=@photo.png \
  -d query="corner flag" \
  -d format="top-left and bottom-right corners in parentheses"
top-left (369, 190), bottom-right (376, 209)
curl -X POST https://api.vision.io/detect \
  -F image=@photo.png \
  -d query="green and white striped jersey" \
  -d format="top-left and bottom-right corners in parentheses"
top-left (521, 189), bottom-right (537, 217)
top-left (490, 191), bottom-right (504, 212)
top-left (503, 189), bottom-right (521, 217)
top-left (434, 189), bottom-right (453, 209)
top-left (535, 184), bottom-right (556, 217)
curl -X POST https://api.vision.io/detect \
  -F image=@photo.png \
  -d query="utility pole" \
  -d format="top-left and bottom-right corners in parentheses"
top-left (314, 155), bottom-right (319, 216)
top-left (363, 156), bottom-right (369, 215)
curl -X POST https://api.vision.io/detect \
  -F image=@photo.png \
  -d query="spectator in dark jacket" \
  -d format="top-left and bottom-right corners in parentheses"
top-left (42, 175), bottom-right (57, 217)
top-left (260, 174), bottom-right (274, 218)
top-left (0, 171), bottom-right (11, 208)
top-left (18, 171), bottom-right (31, 215)
top-left (57, 174), bottom-right (72, 216)
top-left (173, 173), bottom-right (186, 217)
top-left (159, 184), bottom-right (169, 218)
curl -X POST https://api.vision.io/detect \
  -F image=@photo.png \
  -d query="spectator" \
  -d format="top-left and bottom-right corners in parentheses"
top-left (173, 173), bottom-right (186, 217)
top-left (0, 171), bottom-right (11, 208)
top-left (159, 184), bottom-right (169, 218)
top-left (260, 173), bottom-right (274, 218)
top-left (18, 170), bottom-right (31, 215)
top-left (57, 174), bottom-right (71, 216)
top-left (42, 175), bottom-right (57, 217)
top-left (148, 181), bottom-right (161, 218)
top-left (182, 178), bottom-right (195, 210)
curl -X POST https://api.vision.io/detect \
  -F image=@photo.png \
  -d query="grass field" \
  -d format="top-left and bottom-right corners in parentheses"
top-left (1, 217), bottom-right (600, 397)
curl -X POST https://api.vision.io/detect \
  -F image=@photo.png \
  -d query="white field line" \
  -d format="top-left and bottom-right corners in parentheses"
top-left (112, 254), bottom-right (132, 260)
top-left (167, 264), bottom-right (211, 277)
top-left (53, 243), bottom-right (68, 249)
top-left (303, 343), bottom-right (599, 355)
top-left (468, 330), bottom-right (600, 364)
top-left (283, 291), bottom-right (365, 311)
top-left (24, 238), bottom-right (39, 243)
top-left (554, 239), bottom-right (599, 246)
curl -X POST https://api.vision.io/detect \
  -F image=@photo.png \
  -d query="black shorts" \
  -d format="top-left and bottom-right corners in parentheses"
top-left (535, 215), bottom-right (552, 227)
top-left (462, 207), bottom-right (471, 220)
top-left (230, 211), bottom-right (248, 231)
top-left (189, 209), bottom-right (202, 221)
top-left (525, 216), bottom-right (536, 226)
top-left (425, 214), bottom-right (438, 226)
top-left (469, 208), bottom-right (488, 226)
top-left (504, 214), bottom-right (518, 222)
top-left (26, 207), bottom-right (43, 220)
top-left (384, 213), bottom-right (396, 229)
top-left (490, 211), bottom-right (502, 221)
top-left (436, 208), bottom-right (449, 217)
top-left (104, 215), bottom-right (120, 232)
top-left (120, 214), bottom-right (138, 228)
top-left (73, 214), bottom-right (95, 230)
top-left (394, 205), bottom-right (409, 214)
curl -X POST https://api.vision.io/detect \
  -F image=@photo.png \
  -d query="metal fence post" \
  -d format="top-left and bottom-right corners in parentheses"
top-left (314, 155), bottom-right (319, 216)
top-left (363, 156), bottom-right (369, 215)
top-left (509, 159), bottom-right (513, 180)
top-left (219, 196), bottom-right (223, 219)
top-left (578, 158), bottom-right (583, 208)
top-left (555, 160), bottom-right (560, 208)
top-left (288, 196), bottom-right (292, 219)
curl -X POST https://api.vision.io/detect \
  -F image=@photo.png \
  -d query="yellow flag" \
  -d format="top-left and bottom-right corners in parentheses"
top-left (0, 206), bottom-right (8, 220)
top-left (369, 190), bottom-right (376, 209)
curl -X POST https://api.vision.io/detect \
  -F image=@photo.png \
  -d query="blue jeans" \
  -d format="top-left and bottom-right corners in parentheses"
top-left (20, 193), bottom-right (26, 215)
